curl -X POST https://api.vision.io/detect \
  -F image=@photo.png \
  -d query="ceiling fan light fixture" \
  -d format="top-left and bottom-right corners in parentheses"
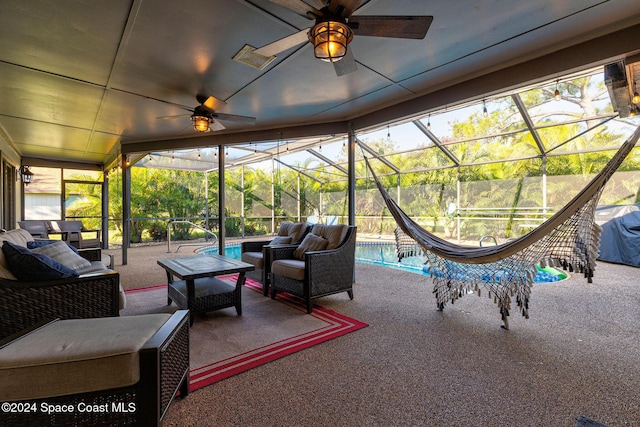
top-left (309, 20), bottom-right (353, 63)
top-left (191, 114), bottom-right (212, 132)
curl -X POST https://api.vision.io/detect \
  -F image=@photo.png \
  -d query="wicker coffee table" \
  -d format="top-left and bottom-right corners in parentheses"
top-left (157, 255), bottom-right (255, 326)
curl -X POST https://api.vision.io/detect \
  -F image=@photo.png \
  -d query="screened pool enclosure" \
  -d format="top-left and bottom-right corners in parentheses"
top-left (25, 67), bottom-right (640, 250)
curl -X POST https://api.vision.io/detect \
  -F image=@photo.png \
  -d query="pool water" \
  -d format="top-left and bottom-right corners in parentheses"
top-left (199, 241), bottom-right (567, 283)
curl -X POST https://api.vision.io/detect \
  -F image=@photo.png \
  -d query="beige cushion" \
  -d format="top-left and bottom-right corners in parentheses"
top-left (277, 222), bottom-right (294, 236)
top-left (271, 258), bottom-right (306, 281)
top-left (310, 224), bottom-right (348, 250)
top-left (101, 253), bottom-right (114, 269)
top-left (118, 283), bottom-right (127, 310)
top-left (31, 240), bottom-right (91, 271)
top-left (293, 233), bottom-right (328, 260)
top-left (241, 251), bottom-right (264, 269)
top-left (0, 263), bottom-right (16, 280)
top-left (0, 314), bottom-right (171, 401)
top-left (278, 222), bottom-right (307, 244)
top-left (0, 229), bottom-right (34, 272)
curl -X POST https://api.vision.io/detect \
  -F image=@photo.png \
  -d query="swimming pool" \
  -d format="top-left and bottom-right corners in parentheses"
top-left (198, 241), bottom-right (567, 282)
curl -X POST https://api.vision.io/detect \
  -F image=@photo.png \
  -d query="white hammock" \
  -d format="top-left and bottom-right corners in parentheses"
top-left (365, 126), bottom-right (640, 328)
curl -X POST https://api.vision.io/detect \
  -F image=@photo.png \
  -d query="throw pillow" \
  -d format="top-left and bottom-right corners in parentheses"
top-left (293, 233), bottom-right (328, 260)
top-left (31, 240), bottom-right (91, 271)
top-left (27, 239), bottom-right (80, 254)
top-left (2, 241), bottom-right (78, 281)
top-left (269, 236), bottom-right (292, 245)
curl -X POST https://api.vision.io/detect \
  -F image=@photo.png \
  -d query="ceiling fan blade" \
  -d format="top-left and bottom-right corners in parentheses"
top-left (254, 29), bottom-right (310, 57)
top-left (349, 16), bottom-right (433, 39)
top-left (154, 98), bottom-right (193, 112)
top-left (197, 94), bottom-right (226, 111)
top-left (328, 0), bottom-right (362, 17)
top-left (210, 120), bottom-right (226, 131)
top-left (265, 0), bottom-right (320, 19)
top-left (157, 113), bottom-right (191, 120)
top-left (333, 48), bottom-right (357, 76)
top-left (211, 112), bottom-right (256, 124)
top-left (309, 0), bottom-right (327, 8)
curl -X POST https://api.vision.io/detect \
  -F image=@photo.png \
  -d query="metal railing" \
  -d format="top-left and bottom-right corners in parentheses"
top-left (479, 235), bottom-right (498, 247)
top-left (167, 220), bottom-right (218, 253)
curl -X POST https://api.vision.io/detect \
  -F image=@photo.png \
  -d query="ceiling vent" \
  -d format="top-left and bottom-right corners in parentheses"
top-left (232, 45), bottom-right (277, 70)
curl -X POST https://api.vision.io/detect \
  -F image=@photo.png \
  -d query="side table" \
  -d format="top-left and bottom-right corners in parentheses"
top-left (157, 255), bottom-right (255, 326)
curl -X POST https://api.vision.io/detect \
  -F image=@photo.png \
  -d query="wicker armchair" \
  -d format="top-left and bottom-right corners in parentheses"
top-left (241, 222), bottom-right (309, 295)
top-left (0, 310), bottom-right (190, 426)
top-left (268, 225), bottom-right (356, 313)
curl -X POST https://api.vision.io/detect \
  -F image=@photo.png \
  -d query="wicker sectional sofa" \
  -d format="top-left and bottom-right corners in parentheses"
top-left (0, 228), bottom-right (125, 340)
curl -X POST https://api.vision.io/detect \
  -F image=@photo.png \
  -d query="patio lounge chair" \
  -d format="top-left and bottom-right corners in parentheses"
top-left (268, 224), bottom-right (356, 313)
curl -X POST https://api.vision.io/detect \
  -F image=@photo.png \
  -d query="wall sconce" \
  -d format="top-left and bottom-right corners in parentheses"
top-left (309, 19), bottom-right (353, 63)
top-left (19, 165), bottom-right (34, 185)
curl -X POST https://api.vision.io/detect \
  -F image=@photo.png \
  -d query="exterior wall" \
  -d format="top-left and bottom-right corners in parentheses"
top-left (0, 124), bottom-right (22, 229)
top-left (24, 193), bottom-right (61, 220)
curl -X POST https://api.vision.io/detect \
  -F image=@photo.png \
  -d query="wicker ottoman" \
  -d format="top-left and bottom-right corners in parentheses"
top-left (0, 310), bottom-right (190, 426)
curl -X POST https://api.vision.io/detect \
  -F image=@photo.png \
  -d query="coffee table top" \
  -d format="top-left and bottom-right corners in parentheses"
top-left (157, 254), bottom-right (254, 280)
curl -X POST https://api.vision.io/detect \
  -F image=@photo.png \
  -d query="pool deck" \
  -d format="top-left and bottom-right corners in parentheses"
top-left (109, 236), bottom-right (640, 426)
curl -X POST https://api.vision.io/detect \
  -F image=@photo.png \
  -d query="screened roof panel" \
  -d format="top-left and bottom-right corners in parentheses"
top-left (390, 145), bottom-right (458, 172)
top-left (132, 66), bottom-right (639, 179)
top-left (357, 121), bottom-right (431, 150)
top-left (443, 129), bottom-right (541, 164)
top-left (519, 71), bottom-right (611, 128)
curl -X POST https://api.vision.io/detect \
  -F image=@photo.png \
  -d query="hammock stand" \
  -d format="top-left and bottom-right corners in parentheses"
top-left (364, 126), bottom-right (640, 329)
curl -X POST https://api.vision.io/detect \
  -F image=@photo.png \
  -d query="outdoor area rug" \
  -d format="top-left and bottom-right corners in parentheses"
top-left (122, 275), bottom-right (368, 392)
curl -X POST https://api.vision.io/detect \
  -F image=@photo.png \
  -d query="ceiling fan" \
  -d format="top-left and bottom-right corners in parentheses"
top-left (158, 94), bottom-right (256, 132)
top-left (248, 0), bottom-right (433, 76)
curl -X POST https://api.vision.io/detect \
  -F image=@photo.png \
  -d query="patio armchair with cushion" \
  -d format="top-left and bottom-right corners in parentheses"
top-left (0, 228), bottom-right (124, 340)
top-left (0, 310), bottom-right (190, 426)
top-left (240, 221), bottom-right (309, 295)
top-left (52, 220), bottom-right (102, 249)
top-left (268, 224), bottom-right (357, 313)
top-left (17, 220), bottom-right (51, 239)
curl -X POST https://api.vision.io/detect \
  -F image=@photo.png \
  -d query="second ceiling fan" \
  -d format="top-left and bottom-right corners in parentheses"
top-left (250, 0), bottom-right (433, 76)
top-left (158, 94), bottom-right (256, 133)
